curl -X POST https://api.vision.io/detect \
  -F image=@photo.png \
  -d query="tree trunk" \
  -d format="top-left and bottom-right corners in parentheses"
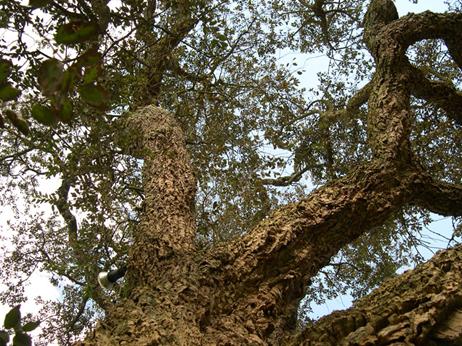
top-left (77, 106), bottom-right (462, 346)
top-left (77, 0), bottom-right (462, 344)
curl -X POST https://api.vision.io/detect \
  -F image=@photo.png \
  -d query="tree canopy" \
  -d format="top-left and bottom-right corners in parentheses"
top-left (0, 0), bottom-right (461, 344)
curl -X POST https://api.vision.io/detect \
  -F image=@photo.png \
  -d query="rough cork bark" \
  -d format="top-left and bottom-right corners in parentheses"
top-left (294, 244), bottom-right (462, 345)
top-left (77, 0), bottom-right (462, 345)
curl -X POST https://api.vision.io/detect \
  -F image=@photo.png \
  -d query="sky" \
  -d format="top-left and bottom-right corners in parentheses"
top-left (0, 0), bottom-right (456, 342)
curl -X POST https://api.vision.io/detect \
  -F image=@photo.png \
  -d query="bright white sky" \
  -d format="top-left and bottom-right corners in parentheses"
top-left (0, 0), bottom-right (455, 342)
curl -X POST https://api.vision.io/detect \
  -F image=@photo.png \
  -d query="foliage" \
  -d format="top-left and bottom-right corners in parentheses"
top-left (0, 0), bottom-right (460, 344)
top-left (0, 305), bottom-right (40, 346)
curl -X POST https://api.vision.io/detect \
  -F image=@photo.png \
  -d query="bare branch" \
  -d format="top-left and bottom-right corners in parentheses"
top-left (408, 64), bottom-right (462, 124)
top-left (445, 36), bottom-right (462, 69)
top-left (413, 173), bottom-right (462, 217)
top-left (259, 166), bottom-right (310, 186)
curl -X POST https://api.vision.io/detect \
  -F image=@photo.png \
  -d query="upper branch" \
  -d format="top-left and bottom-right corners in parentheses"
top-left (260, 166), bottom-right (310, 187)
top-left (413, 173), bottom-right (462, 217)
top-left (445, 36), bottom-right (462, 69)
top-left (395, 11), bottom-right (462, 50)
top-left (140, 0), bottom-right (199, 104)
top-left (124, 106), bottom-right (196, 250)
top-left (408, 64), bottom-right (462, 125)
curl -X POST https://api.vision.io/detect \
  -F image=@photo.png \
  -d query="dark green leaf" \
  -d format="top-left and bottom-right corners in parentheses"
top-left (4, 110), bottom-right (30, 135)
top-left (58, 99), bottom-right (73, 122)
top-left (12, 333), bottom-right (31, 346)
top-left (0, 59), bottom-right (12, 85)
top-left (216, 33), bottom-right (227, 41)
top-left (28, 0), bottom-right (52, 7)
top-left (0, 330), bottom-right (9, 346)
top-left (83, 65), bottom-right (100, 84)
top-left (31, 104), bottom-right (56, 126)
top-left (61, 67), bottom-right (80, 93)
top-left (77, 47), bottom-right (102, 66)
top-left (79, 84), bottom-right (110, 109)
top-left (4, 306), bottom-right (21, 330)
top-left (22, 321), bottom-right (40, 332)
top-left (37, 59), bottom-right (64, 96)
top-left (0, 84), bottom-right (21, 101)
top-left (55, 21), bottom-right (100, 45)
top-left (0, 12), bottom-right (8, 28)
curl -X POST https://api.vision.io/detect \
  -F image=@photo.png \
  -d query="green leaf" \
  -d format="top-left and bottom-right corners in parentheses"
top-left (31, 104), bottom-right (56, 126)
top-left (58, 99), bottom-right (73, 122)
top-left (79, 84), bottom-right (110, 109)
top-left (37, 59), bottom-right (64, 96)
top-left (216, 33), bottom-right (227, 41)
top-left (77, 47), bottom-right (102, 66)
top-left (12, 333), bottom-right (31, 346)
top-left (28, 0), bottom-right (52, 7)
top-left (61, 67), bottom-right (81, 93)
top-left (4, 306), bottom-right (21, 330)
top-left (83, 65), bottom-right (100, 84)
top-left (0, 12), bottom-right (8, 28)
top-left (55, 21), bottom-right (99, 45)
top-left (0, 59), bottom-right (12, 85)
top-left (22, 321), bottom-right (40, 332)
top-left (0, 84), bottom-right (21, 101)
top-left (0, 330), bottom-right (9, 346)
top-left (4, 110), bottom-right (30, 135)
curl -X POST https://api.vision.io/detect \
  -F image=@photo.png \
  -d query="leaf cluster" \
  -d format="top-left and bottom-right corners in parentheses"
top-left (0, 305), bottom-right (40, 346)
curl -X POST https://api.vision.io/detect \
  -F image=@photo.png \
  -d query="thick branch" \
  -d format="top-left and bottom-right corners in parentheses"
top-left (89, 0), bottom-right (111, 32)
top-left (55, 175), bottom-right (110, 311)
top-left (364, 0), bottom-right (413, 159)
top-left (321, 82), bottom-right (371, 123)
top-left (293, 244), bottom-right (462, 345)
top-left (141, 1), bottom-right (198, 104)
top-left (209, 161), bottom-right (418, 295)
top-left (445, 36), bottom-right (462, 69)
top-left (345, 82), bottom-right (372, 113)
top-left (56, 177), bottom-right (79, 252)
top-left (311, 0), bottom-right (334, 50)
top-left (396, 11), bottom-right (462, 49)
top-left (203, 161), bottom-right (440, 341)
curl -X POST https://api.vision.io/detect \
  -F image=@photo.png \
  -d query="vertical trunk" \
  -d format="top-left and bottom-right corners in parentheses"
top-left (92, 106), bottom-right (206, 344)
top-left (124, 106), bottom-right (197, 277)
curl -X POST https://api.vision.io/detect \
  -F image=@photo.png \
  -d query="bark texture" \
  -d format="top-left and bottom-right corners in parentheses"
top-left (77, 0), bottom-right (462, 344)
top-left (294, 244), bottom-right (462, 345)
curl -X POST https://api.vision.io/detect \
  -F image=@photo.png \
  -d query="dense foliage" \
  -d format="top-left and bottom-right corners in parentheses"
top-left (0, 0), bottom-right (460, 343)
